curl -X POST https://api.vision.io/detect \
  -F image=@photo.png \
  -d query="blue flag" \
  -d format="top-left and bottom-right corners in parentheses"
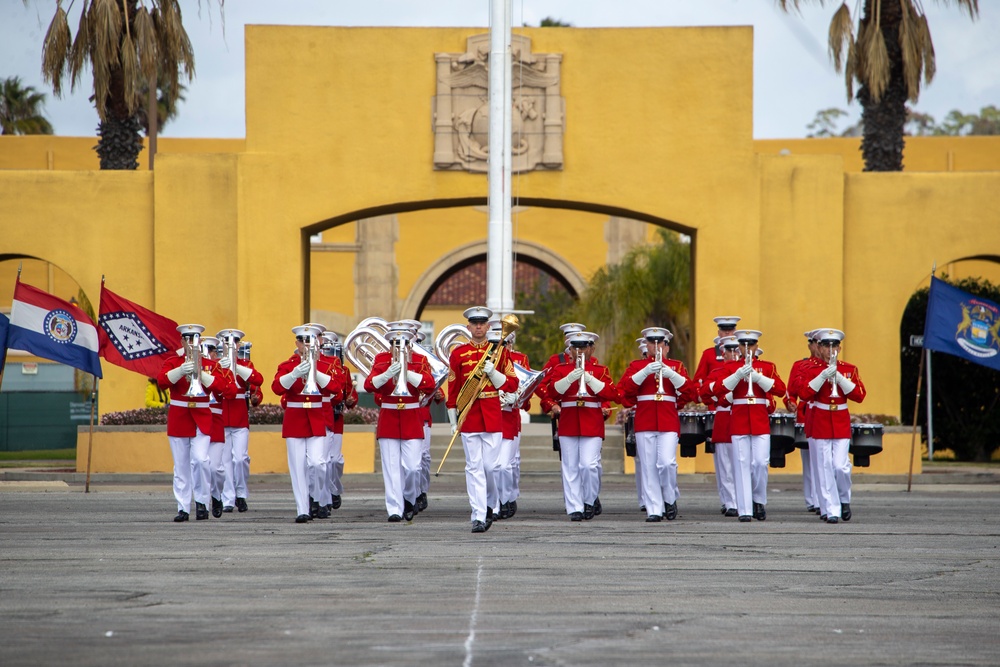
top-left (923, 277), bottom-right (1000, 372)
top-left (0, 311), bottom-right (9, 376)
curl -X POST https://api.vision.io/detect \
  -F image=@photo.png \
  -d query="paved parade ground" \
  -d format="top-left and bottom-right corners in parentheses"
top-left (1, 471), bottom-right (998, 666)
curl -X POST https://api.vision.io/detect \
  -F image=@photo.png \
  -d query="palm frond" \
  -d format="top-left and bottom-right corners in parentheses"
top-left (918, 14), bottom-right (936, 85)
top-left (121, 32), bottom-right (140, 114)
top-left (41, 6), bottom-right (72, 96)
top-left (69, 2), bottom-right (91, 90)
top-left (133, 7), bottom-right (159, 85)
top-left (827, 3), bottom-right (853, 72)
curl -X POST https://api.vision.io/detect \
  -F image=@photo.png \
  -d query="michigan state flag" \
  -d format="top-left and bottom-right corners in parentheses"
top-left (923, 277), bottom-right (1000, 372)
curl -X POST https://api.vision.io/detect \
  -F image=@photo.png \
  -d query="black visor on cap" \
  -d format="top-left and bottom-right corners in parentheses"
top-left (570, 341), bottom-right (591, 348)
top-left (645, 336), bottom-right (665, 342)
top-left (718, 324), bottom-right (736, 330)
top-left (468, 317), bottom-right (488, 324)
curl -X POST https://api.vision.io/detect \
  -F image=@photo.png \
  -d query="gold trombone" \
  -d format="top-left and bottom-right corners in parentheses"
top-left (435, 314), bottom-right (520, 475)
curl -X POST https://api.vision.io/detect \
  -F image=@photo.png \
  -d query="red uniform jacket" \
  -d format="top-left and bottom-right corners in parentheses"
top-left (548, 358), bottom-right (619, 438)
top-left (785, 357), bottom-right (816, 435)
top-left (158, 354), bottom-right (232, 438)
top-left (221, 360), bottom-right (264, 429)
top-left (713, 359), bottom-right (787, 436)
top-left (619, 358), bottom-right (696, 433)
top-left (704, 365), bottom-right (733, 444)
top-left (271, 353), bottom-right (333, 438)
top-left (317, 356), bottom-right (348, 432)
top-left (447, 341), bottom-right (518, 434)
top-left (334, 379), bottom-right (359, 435)
top-left (794, 360), bottom-right (866, 439)
top-left (693, 345), bottom-right (725, 403)
top-left (206, 360), bottom-right (237, 443)
top-left (501, 349), bottom-right (532, 439)
top-left (364, 352), bottom-right (434, 440)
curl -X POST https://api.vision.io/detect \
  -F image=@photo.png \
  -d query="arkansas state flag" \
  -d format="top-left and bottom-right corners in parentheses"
top-left (97, 283), bottom-right (181, 378)
top-left (7, 279), bottom-right (103, 378)
top-left (923, 276), bottom-right (1000, 372)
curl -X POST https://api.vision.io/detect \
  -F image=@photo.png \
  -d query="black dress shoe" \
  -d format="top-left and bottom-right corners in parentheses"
top-left (173, 510), bottom-right (189, 522)
top-left (639, 505), bottom-right (646, 513)
top-left (570, 512), bottom-right (584, 521)
top-left (593, 497), bottom-right (602, 516)
top-left (211, 497), bottom-right (223, 518)
top-left (583, 504), bottom-right (595, 520)
top-left (317, 505), bottom-right (330, 519)
top-left (841, 503), bottom-right (851, 521)
top-left (295, 514), bottom-right (310, 523)
top-left (498, 502), bottom-right (510, 520)
top-left (485, 507), bottom-right (494, 530)
top-left (310, 498), bottom-right (319, 518)
top-left (403, 501), bottom-right (415, 522)
top-left (720, 505), bottom-right (727, 515)
top-left (222, 506), bottom-right (234, 513)
top-left (665, 502), bottom-right (678, 521)
top-left (806, 505), bottom-right (819, 513)
top-left (725, 508), bottom-right (739, 518)
top-left (471, 520), bottom-right (487, 533)
top-left (645, 515), bottom-right (662, 522)
top-left (330, 495), bottom-right (342, 510)
top-left (752, 502), bottom-right (766, 521)
top-left (826, 516), bottom-right (839, 524)
top-left (508, 500), bottom-right (517, 518)
top-left (820, 514), bottom-right (828, 521)
top-left (738, 515), bottom-right (752, 523)
top-left (235, 497), bottom-right (248, 512)
top-left (813, 507), bottom-right (821, 514)
top-left (195, 502), bottom-right (209, 520)
top-left (387, 514), bottom-right (402, 523)
top-left (415, 493), bottom-right (427, 512)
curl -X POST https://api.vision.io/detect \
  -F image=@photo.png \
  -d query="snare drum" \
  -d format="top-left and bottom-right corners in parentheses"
top-left (678, 411), bottom-right (708, 458)
top-left (850, 423), bottom-right (884, 467)
top-left (794, 423), bottom-right (807, 450)
top-left (769, 413), bottom-right (797, 468)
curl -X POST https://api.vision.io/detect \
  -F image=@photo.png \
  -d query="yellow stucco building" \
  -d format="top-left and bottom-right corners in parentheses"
top-left (1, 24), bottom-right (999, 435)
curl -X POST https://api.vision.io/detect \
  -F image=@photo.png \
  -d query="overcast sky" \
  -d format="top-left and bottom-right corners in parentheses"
top-left (3, 1), bottom-right (996, 139)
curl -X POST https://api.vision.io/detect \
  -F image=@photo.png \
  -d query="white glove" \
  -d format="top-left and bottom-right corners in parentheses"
top-left (483, 360), bottom-right (496, 375)
top-left (166, 361), bottom-right (193, 384)
top-left (584, 372), bottom-right (605, 394)
top-left (808, 374), bottom-right (826, 393)
top-left (753, 372), bottom-right (775, 393)
top-left (486, 365), bottom-right (506, 389)
top-left (218, 356), bottom-right (232, 369)
top-left (722, 371), bottom-right (744, 391)
top-left (631, 364), bottom-right (654, 386)
top-left (724, 391), bottom-right (734, 403)
top-left (553, 374), bottom-right (575, 395)
top-left (662, 366), bottom-right (686, 390)
top-left (736, 364), bottom-right (753, 379)
top-left (646, 361), bottom-right (665, 375)
top-left (820, 365), bottom-right (838, 380)
top-left (235, 364), bottom-right (253, 381)
top-left (315, 371), bottom-right (331, 388)
top-left (371, 361), bottom-right (401, 389)
top-left (499, 391), bottom-right (517, 408)
top-left (566, 367), bottom-right (585, 383)
top-left (406, 370), bottom-right (422, 386)
top-left (199, 370), bottom-right (215, 388)
top-left (279, 372), bottom-right (298, 389)
top-left (447, 407), bottom-right (458, 435)
top-left (291, 360), bottom-right (311, 379)
top-left (835, 372), bottom-right (856, 394)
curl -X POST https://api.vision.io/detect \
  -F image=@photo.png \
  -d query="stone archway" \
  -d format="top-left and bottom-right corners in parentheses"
top-left (398, 239), bottom-right (587, 320)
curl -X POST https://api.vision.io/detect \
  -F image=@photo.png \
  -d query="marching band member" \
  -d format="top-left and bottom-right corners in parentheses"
top-left (715, 329), bottom-right (786, 522)
top-left (408, 326), bottom-right (439, 514)
top-left (315, 332), bottom-right (350, 516)
top-left (786, 330), bottom-right (822, 514)
top-left (620, 327), bottom-right (696, 522)
top-left (216, 331), bottom-right (263, 514)
top-left (446, 306), bottom-right (519, 534)
top-left (548, 331), bottom-right (619, 521)
top-left (271, 324), bottom-right (338, 523)
top-left (625, 337), bottom-right (647, 512)
top-left (693, 316), bottom-right (740, 387)
top-left (364, 324), bottom-right (434, 522)
top-left (793, 329), bottom-right (866, 524)
top-left (157, 324), bottom-right (232, 522)
top-left (703, 335), bottom-right (741, 517)
top-left (490, 319), bottom-right (531, 521)
top-left (199, 336), bottom-right (231, 518)
top-left (320, 332), bottom-right (355, 514)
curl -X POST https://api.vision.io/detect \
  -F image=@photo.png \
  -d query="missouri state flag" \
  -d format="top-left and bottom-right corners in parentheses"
top-left (7, 278), bottom-right (103, 378)
top-left (923, 276), bottom-right (1000, 372)
top-left (97, 283), bottom-right (181, 378)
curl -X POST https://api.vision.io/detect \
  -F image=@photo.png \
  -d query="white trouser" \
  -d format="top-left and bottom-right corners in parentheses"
top-left (636, 431), bottom-right (679, 517)
top-left (814, 438), bottom-right (852, 519)
top-left (286, 436), bottom-right (325, 516)
top-left (511, 433), bottom-right (521, 500)
top-left (462, 431), bottom-right (501, 523)
top-left (730, 434), bottom-right (770, 516)
top-left (557, 436), bottom-right (603, 514)
top-left (420, 423), bottom-right (432, 496)
top-left (378, 437), bottom-right (422, 517)
top-left (309, 432), bottom-right (331, 507)
top-left (800, 445), bottom-right (817, 508)
top-left (324, 429), bottom-right (344, 500)
top-left (497, 436), bottom-right (517, 505)
top-left (634, 444), bottom-right (645, 508)
top-left (226, 426), bottom-right (250, 500)
top-left (206, 440), bottom-right (227, 503)
top-left (170, 430), bottom-right (211, 512)
top-left (713, 441), bottom-right (736, 511)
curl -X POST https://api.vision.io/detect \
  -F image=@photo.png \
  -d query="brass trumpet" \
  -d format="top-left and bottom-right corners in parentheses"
top-left (388, 330), bottom-right (413, 398)
top-left (829, 347), bottom-right (840, 398)
top-left (183, 332), bottom-right (207, 398)
top-left (654, 345), bottom-right (665, 395)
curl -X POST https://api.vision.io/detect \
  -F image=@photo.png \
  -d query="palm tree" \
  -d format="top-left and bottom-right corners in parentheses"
top-left (779, 0), bottom-right (979, 171)
top-left (38, 0), bottom-right (217, 169)
top-left (0, 76), bottom-right (54, 135)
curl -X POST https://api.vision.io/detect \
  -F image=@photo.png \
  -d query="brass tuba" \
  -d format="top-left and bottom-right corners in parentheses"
top-left (182, 331), bottom-right (207, 398)
top-left (292, 324), bottom-right (324, 396)
top-left (217, 328), bottom-right (245, 384)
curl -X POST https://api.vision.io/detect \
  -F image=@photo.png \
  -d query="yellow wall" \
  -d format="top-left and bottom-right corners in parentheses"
top-left (754, 136), bottom-right (1000, 173)
top-left (0, 136), bottom-right (244, 171)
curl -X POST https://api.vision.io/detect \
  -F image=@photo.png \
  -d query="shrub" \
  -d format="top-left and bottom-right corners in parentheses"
top-left (100, 403), bottom-right (379, 426)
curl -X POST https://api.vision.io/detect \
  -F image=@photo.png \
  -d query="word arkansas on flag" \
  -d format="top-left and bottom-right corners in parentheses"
top-left (98, 284), bottom-right (181, 378)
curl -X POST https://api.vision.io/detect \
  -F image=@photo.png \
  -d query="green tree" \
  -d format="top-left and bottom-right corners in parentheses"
top-left (514, 283), bottom-right (576, 368)
top-left (806, 107), bottom-right (849, 137)
top-left (937, 105), bottom-right (1000, 136)
top-left (36, 0), bottom-right (221, 170)
top-left (538, 17), bottom-right (572, 27)
top-left (780, 1), bottom-right (979, 172)
top-left (0, 76), bottom-right (54, 135)
top-left (900, 275), bottom-right (1000, 461)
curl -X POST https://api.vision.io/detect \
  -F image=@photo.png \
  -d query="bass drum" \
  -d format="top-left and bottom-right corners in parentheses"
top-left (769, 413), bottom-right (797, 468)
top-left (678, 411), bottom-right (707, 458)
top-left (850, 423), bottom-right (884, 467)
top-left (794, 422), bottom-right (807, 450)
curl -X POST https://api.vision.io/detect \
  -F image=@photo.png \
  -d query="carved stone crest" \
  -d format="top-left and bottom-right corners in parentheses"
top-left (433, 33), bottom-right (564, 173)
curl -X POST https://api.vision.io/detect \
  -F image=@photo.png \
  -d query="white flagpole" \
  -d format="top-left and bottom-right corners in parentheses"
top-left (85, 376), bottom-right (98, 493)
top-left (487, 0), bottom-right (513, 315)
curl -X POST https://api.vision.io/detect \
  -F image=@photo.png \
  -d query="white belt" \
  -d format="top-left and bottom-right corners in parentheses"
top-left (322, 397), bottom-right (331, 404)
top-left (715, 406), bottom-right (731, 413)
top-left (286, 401), bottom-right (323, 409)
top-left (210, 407), bottom-right (222, 415)
top-left (233, 393), bottom-right (247, 400)
top-left (170, 400), bottom-right (210, 409)
top-left (380, 403), bottom-right (422, 411)
top-left (560, 400), bottom-right (601, 409)
top-left (810, 402), bottom-right (847, 411)
top-left (732, 398), bottom-right (765, 405)
top-left (636, 394), bottom-right (676, 403)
